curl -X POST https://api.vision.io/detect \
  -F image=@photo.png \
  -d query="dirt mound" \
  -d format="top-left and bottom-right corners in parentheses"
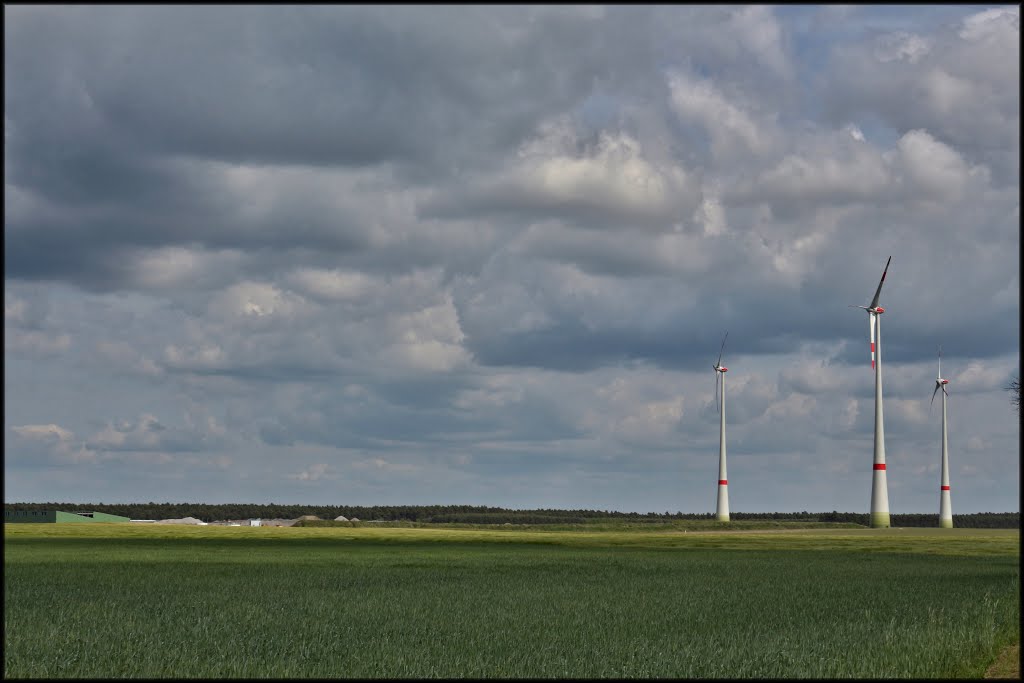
top-left (158, 516), bottom-right (206, 525)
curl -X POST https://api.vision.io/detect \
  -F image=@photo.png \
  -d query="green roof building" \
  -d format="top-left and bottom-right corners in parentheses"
top-left (4, 510), bottom-right (130, 523)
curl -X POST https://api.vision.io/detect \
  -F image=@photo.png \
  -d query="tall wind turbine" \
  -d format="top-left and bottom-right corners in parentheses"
top-left (849, 256), bottom-right (892, 529)
top-left (931, 347), bottom-right (953, 528)
top-left (713, 332), bottom-right (729, 522)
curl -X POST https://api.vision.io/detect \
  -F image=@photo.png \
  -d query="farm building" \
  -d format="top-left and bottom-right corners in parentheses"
top-left (4, 510), bottom-right (130, 524)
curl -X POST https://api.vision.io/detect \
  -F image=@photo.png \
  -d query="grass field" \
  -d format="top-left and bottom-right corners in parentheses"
top-left (4, 523), bottom-right (1019, 678)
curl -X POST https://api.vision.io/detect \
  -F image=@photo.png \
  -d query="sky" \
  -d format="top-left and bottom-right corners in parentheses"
top-left (4, 5), bottom-right (1019, 514)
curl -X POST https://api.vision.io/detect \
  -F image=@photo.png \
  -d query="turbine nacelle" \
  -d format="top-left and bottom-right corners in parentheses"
top-left (848, 256), bottom-right (891, 369)
top-left (931, 346), bottom-right (950, 413)
top-left (930, 377), bottom-right (950, 412)
top-left (713, 332), bottom-right (728, 413)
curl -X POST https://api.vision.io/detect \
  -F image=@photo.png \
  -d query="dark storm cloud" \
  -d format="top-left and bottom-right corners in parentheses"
top-left (6, 6), bottom-right (638, 171)
top-left (251, 369), bottom-right (583, 453)
top-left (5, 5), bottom-right (626, 289)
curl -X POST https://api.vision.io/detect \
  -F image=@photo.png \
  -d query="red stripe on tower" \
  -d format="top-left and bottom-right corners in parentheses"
top-left (873, 464), bottom-right (886, 470)
top-left (718, 480), bottom-right (728, 485)
top-left (941, 486), bottom-right (950, 491)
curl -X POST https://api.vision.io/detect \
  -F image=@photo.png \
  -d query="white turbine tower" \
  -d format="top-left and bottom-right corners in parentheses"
top-left (713, 332), bottom-right (729, 522)
top-left (931, 347), bottom-right (953, 528)
top-left (849, 256), bottom-right (892, 529)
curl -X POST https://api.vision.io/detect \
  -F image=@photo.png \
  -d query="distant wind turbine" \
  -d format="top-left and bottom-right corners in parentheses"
top-left (849, 256), bottom-right (891, 529)
top-left (713, 332), bottom-right (729, 522)
top-left (931, 347), bottom-right (953, 528)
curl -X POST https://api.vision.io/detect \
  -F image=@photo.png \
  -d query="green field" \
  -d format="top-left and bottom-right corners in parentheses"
top-left (4, 524), bottom-right (1019, 678)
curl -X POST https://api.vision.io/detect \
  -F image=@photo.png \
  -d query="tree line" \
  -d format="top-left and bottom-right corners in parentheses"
top-left (3, 502), bottom-right (1019, 528)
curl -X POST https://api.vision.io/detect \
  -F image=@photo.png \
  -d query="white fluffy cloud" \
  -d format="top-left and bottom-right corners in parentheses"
top-left (10, 424), bottom-right (97, 465)
top-left (823, 6), bottom-right (1019, 185)
top-left (668, 71), bottom-right (776, 164)
top-left (421, 118), bottom-right (701, 231)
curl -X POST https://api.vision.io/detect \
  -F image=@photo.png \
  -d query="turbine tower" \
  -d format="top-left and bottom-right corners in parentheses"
top-left (713, 332), bottom-right (729, 522)
top-left (849, 256), bottom-right (892, 529)
top-left (931, 347), bottom-right (952, 528)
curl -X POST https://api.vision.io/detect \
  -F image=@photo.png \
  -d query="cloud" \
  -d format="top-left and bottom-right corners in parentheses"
top-left (5, 329), bottom-right (72, 357)
top-left (84, 413), bottom-right (224, 453)
top-left (727, 6), bottom-right (792, 80)
top-left (727, 133), bottom-right (891, 210)
top-left (5, 292), bottom-right (28, 324)
top-left (3, 6), bottom-right (1018, 514)
top-left (420, 119), bottom-right (701, 231)
top-left (352, 457), bottom-right (420, 475)
top-left (207, 281), bottom-right (313, 321)
top-left (953, 361), bottom-right (1012, 393)
top-left (778, 359), bottom-right (845, 396)
top-left (12, 423), bottom-right (74, 443)
top-left (8, 410), bottom-right (232, 475)
top-left (725, 126), bottom-right (989, 216)
top-left (10, 424), bottom-right (97, 465)
top-left (822, 6), bottom-right (1019, 185)
top-left (377, 298), bottom-right (471, 373)
top-left (4, 290), bottom-right (73, 357)
top-left (958, 7), bottom-right (1019, 43)
top-left (289, 463), bottom-right (332, 482)
top-left (286, 267), bottom-right (374, 302)
top-left (894, 129), bottom-right (986, 200)
top-left (95, 340), bottom-right (164, 377)
top-left (874, 32), bottom-right (932, 63)
top-left (667, 71), bottom-right (776, 164)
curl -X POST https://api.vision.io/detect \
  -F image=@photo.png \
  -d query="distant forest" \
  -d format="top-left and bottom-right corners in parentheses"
top-left (3, 502), bottom-right (1019, 528)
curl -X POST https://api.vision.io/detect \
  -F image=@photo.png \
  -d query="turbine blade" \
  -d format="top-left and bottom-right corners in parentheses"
top-left (943, 385), bottom-right (949, 397)
top-left (715, 373), bottom-right (720, 414)
top-left (868, 256), bottom-right (891, 310)
top-left (930, 384), bottom-right (940, 413)
top-left (938, 345), bottom-right (942, 378)
top-left (869, 314), bottom-right (876, 369)
top-left (717, 331), bottom-right (728, 367)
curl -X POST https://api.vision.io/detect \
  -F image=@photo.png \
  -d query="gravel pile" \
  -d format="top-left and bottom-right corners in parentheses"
top-left (157, 516), bottom-right (206, 525)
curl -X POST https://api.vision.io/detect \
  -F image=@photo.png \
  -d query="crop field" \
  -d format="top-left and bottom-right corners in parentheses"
top-left (4, 524), bottom-right (1019, 678)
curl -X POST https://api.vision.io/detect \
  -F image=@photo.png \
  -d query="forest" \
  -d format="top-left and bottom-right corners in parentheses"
top-left (3, 502), bottom-right (1019, 528)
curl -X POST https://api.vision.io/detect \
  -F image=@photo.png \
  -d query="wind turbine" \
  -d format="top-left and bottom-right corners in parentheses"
top-left (849, 256), bottom-right (891, 529)
top-left (713, 332), bottom-right (729, 522)
top-left (931, 347), bottom-right (953, 528)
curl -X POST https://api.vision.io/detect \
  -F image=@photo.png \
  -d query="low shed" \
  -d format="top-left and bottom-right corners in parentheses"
top-left (4, 510), bottom-right (130, 523)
